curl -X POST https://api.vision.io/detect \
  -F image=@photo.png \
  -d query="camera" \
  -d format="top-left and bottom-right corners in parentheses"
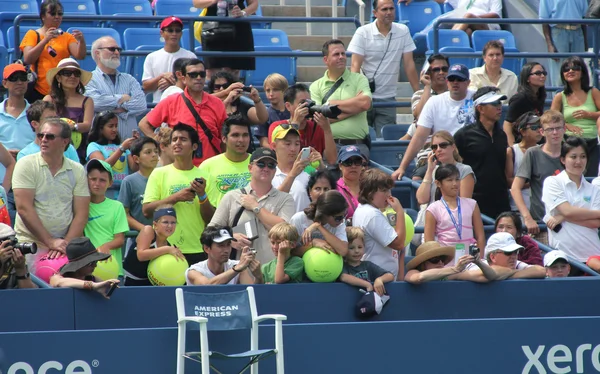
top-left (299, 99), bottom-right (342, 119)
top-left (56, 28), bottom-right (64, 35)
top-left (468, 244), bottom-right (479, 258)
top-left (369, 79), bottom-right (376, 93)
top-left (0, 235), bottom-right (37, 255)
top-left (241, 86), bottom-right (252, 92)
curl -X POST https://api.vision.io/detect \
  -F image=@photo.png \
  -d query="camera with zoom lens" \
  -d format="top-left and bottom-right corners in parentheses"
top-left (300, 99), bottom-right (342, 119)
top-left (0, 236), bottom-right (37, 255)
top-left (469, 244), bottom-right (480, 258)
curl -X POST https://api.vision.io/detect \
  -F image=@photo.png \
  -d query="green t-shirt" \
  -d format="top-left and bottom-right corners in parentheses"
top-left (143, 164), bottom-right (205, 254)
top-left (261, 256), bottom-right (304, 284)
top-left (84, 198), bottom-right (129, 276)
top-left (198, 153), bottom-right (251, 208)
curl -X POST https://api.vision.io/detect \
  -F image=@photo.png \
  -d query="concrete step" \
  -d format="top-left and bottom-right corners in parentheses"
top-left (262, 5), bottom-right (345, 17)
top-left (289, 35), bottom-right (352, 51)
top-left (272, 21), bottom-right (357, 36)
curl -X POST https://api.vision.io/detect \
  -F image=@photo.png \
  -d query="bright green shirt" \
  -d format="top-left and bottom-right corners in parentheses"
top-left (198, 153), bottom-right (251, 208)
top-left (309, 69), bottom-right (372, 140)
top-left (143, 164), bottom-right (206, 254)
top-left (84, 198), bottom-right (129, 276)
top-left (261, 256), bottom-right (304, 284)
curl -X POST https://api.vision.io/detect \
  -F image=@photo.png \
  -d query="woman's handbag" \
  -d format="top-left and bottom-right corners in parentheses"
top-left (200, 22), bottom-right (236, 45)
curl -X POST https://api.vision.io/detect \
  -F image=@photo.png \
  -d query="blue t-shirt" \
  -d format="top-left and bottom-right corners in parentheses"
top-left (86, 142), bottom-right (131, 199)
top-left (17, 142), bottom-right (80, 163)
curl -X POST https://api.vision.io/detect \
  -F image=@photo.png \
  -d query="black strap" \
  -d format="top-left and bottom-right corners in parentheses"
top-left (321, 77), bottom-right (344, 105)
top-left (19, 31), bottom-right (40, 74)
top-left (230, 188), bottom-right (248, 260)
top-left (369, 33), bottom-right (392, 83)
top-left (180, 93), bottom-right (220, 154)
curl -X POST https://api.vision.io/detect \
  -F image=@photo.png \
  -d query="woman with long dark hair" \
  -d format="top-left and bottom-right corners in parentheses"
top-left (503, 62), bottom-right (547, 145)
top-left (208, 71), bottom-right (267, 125)
top-left (494, 211), bottom-right (542, 266)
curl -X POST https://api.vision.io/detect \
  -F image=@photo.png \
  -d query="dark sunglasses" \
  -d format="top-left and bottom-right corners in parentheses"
top-left (98, 46), bottom-right (122, 53)
top-left (48, 11), bottom-right (64, 16)
top-left (279, 123), bottom-right (300, 130)
top-left (36, 132), bottom-right (57, 140)
top-left (7, 73), bottom-right (28, 82)
top-left (341, 158), bottom-right (365, 167)
top-left (333, 213), bottom-right (347, 222)
top-left (162, 28), bottom-right (182, 33)
top-left (447, 76), bottom-right (467, 82)
top-left (255, 160), bottom-right (277, 170)
top-left (529, 70), bottom-right (548, 76)
top-left (427, 256), bottom-right (444, 264)
top-left (431, 142), bottom-right (452, 151)
top-left (430, 66), bottom-right (449, 73)
top-left (187, 71), bottom-right (207, 79)
top-left (213, 83), bottom-right (228, 90)
top-left (485, 100), bottom-right (502, 107)
top-left (59, 69), bottom-right (81, 78)
top-left (86, 261), bottom-right (98, 267)
top-left (562, 65), bottom-right (583, 73)
top-left (527, 125), bottom-right (541, 131)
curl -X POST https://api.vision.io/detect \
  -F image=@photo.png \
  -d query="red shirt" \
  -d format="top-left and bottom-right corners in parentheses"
top-left (146, 88), bottom-right (227, 166)
top-left (268, 119), bottom-right (326, 155)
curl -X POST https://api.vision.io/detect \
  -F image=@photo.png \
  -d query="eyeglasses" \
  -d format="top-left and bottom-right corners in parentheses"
top-left (562, 65), bottom-right (583, 73)
top-left (162, 28), bottom-right (182, 33)
top-left (7, 73), bottom-right (28, 82)
top-left (213, 83), bottom-right (228, 90)
top-left (341, 158), bottom-right (365, 167)
top-left (48, 11), bottom-right (64, 16)
top-left (279, 123), bottom-right (300, 130)
top-left (431, 142), bottom-right (452, 151)
top-left (529, 71), bottom-right (548, 76)
top-left (333, 212), bottom-right (347, 222)
top-left (447, 77), bottom-right (467, 82)
top-left (427, 257), bottom-right (444, 264)
top-left (543, 126), bottom-right (564, 134)
top-left (498, 250), bottom-right (519, 256)
top-left (255, 160), bottom-right (277, 169)
top-left (36, 132), bottom-right (57, 140)
top-left (98, 47), bottom-right (122, 53)
top-left (58, 69), bottom-right (81, 78)
top-left (187, 71), bottom-right (207, 79)
top-left (430, 66), bottom-right (449, 73)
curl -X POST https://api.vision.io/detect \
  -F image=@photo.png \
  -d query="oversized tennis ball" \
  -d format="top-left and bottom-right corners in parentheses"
top-left (383, 208), bottom-right (415, 246)
top-left (93, 255), bottom-right (120, 281)
top-left (147, 254), bottom-right (189, 286)
top-left (61, 117), bottom-right (81, 149)
top-left (34, 255), bottom-right (69, 283)
top-left (303, 247), bottom-right (343, 283)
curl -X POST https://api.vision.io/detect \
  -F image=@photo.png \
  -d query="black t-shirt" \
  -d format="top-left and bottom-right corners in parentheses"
top-left (505, 92), bottom-right (545, 123)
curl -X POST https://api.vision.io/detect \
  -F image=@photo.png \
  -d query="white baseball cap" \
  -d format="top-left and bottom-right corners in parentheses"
top-left (473, 91), bottom-right (507, 106)
top-left (544, 250), bottom-right (569, 267)
top-left (484, 232), bottom-right (524, 257)
top-left (213, 229), bottom-right (236, 243)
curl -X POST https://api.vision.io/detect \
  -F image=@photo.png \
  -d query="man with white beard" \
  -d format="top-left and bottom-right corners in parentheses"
top-left (85, 36), bottom-right (147, 141)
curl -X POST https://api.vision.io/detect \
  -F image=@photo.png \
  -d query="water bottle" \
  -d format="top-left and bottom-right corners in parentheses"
top-left (217, 0), bottom-right (227, 17)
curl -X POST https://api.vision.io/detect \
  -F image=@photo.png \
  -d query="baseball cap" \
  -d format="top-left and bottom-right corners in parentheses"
top-left (153, 207), bottom-right (177, 221)
top-left (356, 291), bottom-right (390, 319)
top-left (3, 63), bottom-right (27, 80)
top-left (447, 64), bottom-right (470, 80)
top-left (484, 232), bottom-right (524, 257)
top-left (337, 145), bottom-right (366, 163)
top-left (271, 123), bottom-right (300, 143)
top-left (517, 112), bottom-right (540, 132)
top-left (160, 16), bottom-right (183, 29)
top-left (544, 250), bottom-right (569, 267)
top-left (473, 90), bottom-right (508, 106)
top-left (213, 228), bottom-right (237, 243)
top-left (250, 147), bottom-right (277, 163)
top-left (86, 158), bottom-right (113, 180)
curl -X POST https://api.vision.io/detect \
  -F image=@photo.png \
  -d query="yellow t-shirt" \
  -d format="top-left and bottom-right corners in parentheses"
top-left (198, 153), bottom-right (251, 208)
top-left (143, 164), bottom-right (205, 254)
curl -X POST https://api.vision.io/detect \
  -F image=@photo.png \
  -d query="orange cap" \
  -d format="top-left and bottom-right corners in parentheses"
top-left (3, 63), bottom-right (26, 80)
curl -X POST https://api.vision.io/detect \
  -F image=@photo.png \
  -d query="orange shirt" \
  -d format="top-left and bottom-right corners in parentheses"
top-left (19, 30), bottom-right (77, 95)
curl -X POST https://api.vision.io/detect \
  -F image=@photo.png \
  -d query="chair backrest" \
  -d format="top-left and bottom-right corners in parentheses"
top-left (0, 0), bottom-right (38, 13)
top-left (438, 46), bottom-right (475, 69)
top-left (6, 25), bottom-right (37, 60)
top-left (123, 28), bottom-right (164, 50)
top-left (98, 0), bottom-right (152, 14)
top-left (427, 29), bottom-right (470, 51)
top-left (471, 30), bottom-right (517, 51)
top-left (443, 2), bottom-right (454, 13)
top-left (381, 124), bottom-right (410, 140)
top-left (397, 0), bottom-right (441, 36)
top-left (176, 287), bottom-right (257, 332)
top-left (59, 0), bottom-right (96, 14)
top-left (155, 0), bottom-right (200, 17)
top-left (252, 29), bottom-right (289, 48)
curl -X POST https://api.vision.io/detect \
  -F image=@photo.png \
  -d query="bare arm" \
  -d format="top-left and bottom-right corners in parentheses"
top-left (314, 224), bottom-right (348, 257)
top-left (63, 195), bottom-right (90, 243)
top-left (550, 93), bottom-right (563, 112)
top-left (138, 115), bottom-right (156, 137)
top-left (403, 52), bottom-right (420, 92)
top-left (472, 204), bottom-right (486, 250)
top-left (542, 24), bottom-right (556, 53)
top-left (350, 53), bottom-right (364, 73)
top-left (505, 147), bottom-right (515, 187)
top-left (393, 125), bottom-right (431, 179)
top-left (255, 207), bottom-right (286, 231)
top-left (68, 40), bottom-right (86, 60)
top-left (423, 210), bottom-right (436, 242)
top-left (187, 268), bottom-right (240, 285)
top-left (0, 144), bottom-right (15, 192)
top-left (247, 101), bottom-right (268, 124)
top-left (22, 36), bottom-right (52, 65)
top-left (243, 0), bottom-right (258, 15)
top-left (508, 265), bottom-right (546, 279)
top-left (503, 121), bottom-right (515, 146)
top-left (77, 97), bottom-right (94, 133)
top-left (339, 273), bottom-right (373, 289)
top-left (555, 201), bottom-right (600, 220)
top-left (459, 174), bottom-right (475, 199)
top-left (413, 86), bottom-right (432, 120)
top-left (88, 149), bottom-right (125, 167)
top-left (97, 233), bottom-right (125, 254)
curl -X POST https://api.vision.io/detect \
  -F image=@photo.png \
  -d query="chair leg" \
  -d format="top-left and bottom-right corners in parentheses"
top-left (275, 320), bottom-right (285, 374)
top-left (200, 323), bottom-right (211, 374)
top-left (176, 322), bottom-right (186, 374)
top-left (251, 324), bottom-right (259, 374)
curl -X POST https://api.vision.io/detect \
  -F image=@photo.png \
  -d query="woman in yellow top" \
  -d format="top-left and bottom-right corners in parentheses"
top-left (551, 56), bottom-right (600, 177)
top-left (19, 0), bottom-right (86, 103)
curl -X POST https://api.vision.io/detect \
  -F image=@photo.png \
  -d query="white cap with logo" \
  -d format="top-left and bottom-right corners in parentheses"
top-left (484, 232), bottom-right (524, 257)
top-left (543, 250), bottom-right (569, 267)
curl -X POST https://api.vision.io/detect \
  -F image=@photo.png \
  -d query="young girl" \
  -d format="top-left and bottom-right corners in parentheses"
top-left (424, 164), bottom-right (486, 265)
top-left (87, 111), bottom-right (137, 199)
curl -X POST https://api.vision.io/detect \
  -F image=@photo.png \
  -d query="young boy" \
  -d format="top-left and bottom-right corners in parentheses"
top-left (262, 222), bottom-right (304, 284)
top-left (118, 137), bottom-right (160, 231)
top-left (340, 227), bottom-right (394, 296)
top-left (85, 159), bottom-right (130, 276)
top-left (256, 73), bottom-right (290, 147)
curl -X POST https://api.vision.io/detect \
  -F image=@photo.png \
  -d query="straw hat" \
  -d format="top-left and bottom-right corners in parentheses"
top-left (46, 58), bottom-right (92, 86)
top-left (406, 241), bottom-right (455, 270)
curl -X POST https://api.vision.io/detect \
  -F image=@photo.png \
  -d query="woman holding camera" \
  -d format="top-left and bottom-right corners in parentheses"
top-left (19, 0), bottom-right (86, 103)
top-left (208, 71), bottom-right (267, 125)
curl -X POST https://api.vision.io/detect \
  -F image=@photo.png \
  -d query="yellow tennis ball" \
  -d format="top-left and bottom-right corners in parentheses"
top-left (303, 247), bottom-right (343, 283)
top-left (147, 254), bottom-right (189, 286)
top-left (61, 117), bottom-right (82, 149)
top-left (93, 256), bottom-right (119, 281)
top-left (383, 208), bottom-right (415, 246)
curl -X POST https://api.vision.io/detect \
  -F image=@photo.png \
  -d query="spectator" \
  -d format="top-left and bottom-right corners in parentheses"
top-left (270, 124), bottom-right (323, 212)
top-left (336, 145), bottom-right (367, 222)
top-left (139, 58), bottom-right (227, 167)
top-left (352, 169), bottom-right (406, 280)
top-left (198, 114), bottom-right (251, 208)
top-left (159, 58), bottom-right (191, 102)
top-left (260, 73), bottom-right (290, 147)
top-left (49, 237), bottom-right (119, 295)
top-left (123, 206), bottom-right (184, 286)
top-left (339, 226), bottom-right (393, 293)
top-left (118, 137), bottom-right (160, 232)
top-left (310, 40), bottom-right (372, 157)
top-left (585, 254), bottom-right (600, 276)
top-left (539, 0), bottom-right (587, 86)
top-left (543, 137), bottom-right (600, 265)
top-left (186, 226), bottom-right (263, 285)
top-left (86, 111), bottom-right (137, 200)
top-left (392, 64), bottom-right (475, 180)
top-left (268, 84), bottom-right (337, 165)
top-left (18, 101), bottom-right (79, 163)
top-left (348, 0), bottom-right (419, 135)
top-left (424, 164), bottom-right (486, 263)
top-left (142, 17), bottom-right (196, 104)
top-left (86, 36), bottom-right (147, 141)
top-left (154, 127), bottom-right (174, 167)
top-left (468, 41), bottom-right (518, 101)
top-left (511, 110), bottom-right (564, 239)
top-left (290, 190), bottom-right (348, 256)
top-left (405, 241), bottom-right (498, 284)
top-left (450, 0), bottom-right (502, 35)
top-left (143, 124), bottom-right (215, 264)
top-left (551, 57), bottom-right (600, 177)
top-left (262, 222), bottom-right (304, 284)
top-left (502, 62), bottom-right (548, 145)
top-left (545, 250), bottom-right (570, 278)
top-left (307, 170), bottom-right (337, 203)
top-left (208, 148), bottom-right (295, 264)
top-left (13, 118), bottom-right (89, 262)
top-left (0, 187), bottom-right (10, 226)
top-left (494, 211), bottom-right (543, 266)
top-left (44, 58), bottom-right (94, 162)
top-left (19, 0), bottom-right (86, 102)
top-left (0, 224), bottom-right (36, 289)
top-left (455, 87), bottom-right (510, 218)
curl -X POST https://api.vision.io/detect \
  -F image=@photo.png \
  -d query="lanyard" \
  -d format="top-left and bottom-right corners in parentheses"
top-left (441, 197), bottom-right (462, 240)
top-left (466, 0), bottom-right (476, 9)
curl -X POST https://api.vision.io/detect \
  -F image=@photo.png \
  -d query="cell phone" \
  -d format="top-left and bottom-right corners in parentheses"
top-left (249, 248), bottom-right (257, 255)
top-left (194, 177), bottom-right (205, 185)
top-left (468, 244), bottom-right (480, 258)
top-left (552, 223), bottom-right (563, 233)
top-left (105, 282), bottom-right (118, 297)
top-left (132, 129), bottom-right (139, 137)
top-left (300, 147), bottom-right (310, 160)
top-left (242, 86), bottom-right (252, 92)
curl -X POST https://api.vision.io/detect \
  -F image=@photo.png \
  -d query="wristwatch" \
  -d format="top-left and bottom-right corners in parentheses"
top-left (253, 206), bottom-right (260, 215)
top-left (16, 272), bottom-right (30, 280)
top-left (119, 146), bottom-right (126, 153)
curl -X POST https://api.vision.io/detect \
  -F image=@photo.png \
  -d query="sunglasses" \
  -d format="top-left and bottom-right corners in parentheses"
top-left (527, 125), bottom-right (541, 131)
top-left (98, 46), bottom-right (122, 53)
top-left (279, 123), bottom-right (300, 130)
top-left (485, 100), bottom-right (502, 107)
top-left (86, 261), bottom-right (98, 267)
top-left (187, 71), bottom-right (207, 79)
top-left (7, 73), bottom-right (28, 82)
top-left (59, 69), bottom-right (81, 78)
top-left (48, 11), bottom-right (64, 16)
top-left (162, 28), bottom-right (182, 33)
top-left (430, 66), bottom-right (449, 73)
top-left (333, 212), bottom-right (347, 222)
top-left (529, 70), bottom-right (548, 76)
top-left (341, 158), bottom-right (365, 167)
top-left (431, 142), bottom-right (452, 151)
top-left (562, 65), bottom-right (583, 73)
top-left (36, 132), bottom-right (57, 140)
top-left (255, 160), bottom-right (277, 170)
top-left (427, 256), bottom-right (444, 264)
top-left (213, 83), bottom-right (228, 90)
top-left (447, 77), bottom-right (467, 82)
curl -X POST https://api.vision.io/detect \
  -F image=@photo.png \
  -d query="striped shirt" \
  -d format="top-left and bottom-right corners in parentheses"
top-left (85, 67), bottom-right (148, 141)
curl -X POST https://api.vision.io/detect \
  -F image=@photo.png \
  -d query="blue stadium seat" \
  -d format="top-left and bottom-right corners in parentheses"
top-left (426, 29), bottom-right (470, 51)
top-left (369, 126), bottom-right (376, 140)
top-left (126, 45), bottom-right (156, 82)
top-left (154, 0), bottom-right (200, 18)
top-left (370, 140), bottom-right (410, 170)
top-left (397, 0), bottom-right (441, 53)
top-left (251, 4), bottom-right (270, 30)
top-left (244, 29), bottom-right (296, 86)
top-left (58, 0), bottom-right (97, 30)
top-left (6, 25), bottom-right (37, 61)
top-left (180, 28), bottom-right (199, 51)
top-left (0, 0), bottom-right (38, 42)
top-left (122, 28), bottom-right (166, 80)
top-left (66, 27), bottom-right (120, 72)
top-left (0, 33), bottom-right (9, 74)
top-left (437, 46), bottom-right (476, 69)
top-left (471, 30), bottom-right (517, 51)
top-left (99, 0), bottom-right (155, 38)
top-left (443, 2), bottom-right (454, 13)
top-left (382, 124), bottom-right (410, 140)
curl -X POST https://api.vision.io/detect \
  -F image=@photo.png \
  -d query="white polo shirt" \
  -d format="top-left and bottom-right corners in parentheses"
top-left (542, 171), bottom-right (600, 262)
top-left (347, 22), bottom-right (416, 99)
top-left (417, 90), bottom-right (475, 135)
top-left (271, 167), bottom-right (311, 213)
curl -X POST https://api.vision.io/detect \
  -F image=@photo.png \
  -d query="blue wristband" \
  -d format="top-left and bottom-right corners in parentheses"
top-left (198, 193), bottom-right (207, 201)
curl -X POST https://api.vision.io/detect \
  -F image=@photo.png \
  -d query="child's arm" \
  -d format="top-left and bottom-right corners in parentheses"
top-left (97, 233), bottom-right (125, 255)
top-left (124, 208), bottom-right (145, 232)
top-left (423, 210), bottom-right (437, 242)
top-left (472, 204), bottom-right (486, 250)
top-left (373, 272), bottom-right (394, 296)
top-left (136, 226), bottom-right (184, 262)
top-left (305, 222), bottom-right (348, 256)
top-left (339, 273), bottom-right (373, 291)
top-left (274, 241), bottom-right (293, 284)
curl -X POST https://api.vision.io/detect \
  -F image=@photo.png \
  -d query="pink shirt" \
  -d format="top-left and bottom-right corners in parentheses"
top-left (427, 197), bottom-right (477, 247)
top-left (337, 178), bottom-right (359, 219)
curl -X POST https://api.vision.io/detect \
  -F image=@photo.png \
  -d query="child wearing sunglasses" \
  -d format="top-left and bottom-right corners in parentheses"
top-left (289, 190), bottom-right (349, 257)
